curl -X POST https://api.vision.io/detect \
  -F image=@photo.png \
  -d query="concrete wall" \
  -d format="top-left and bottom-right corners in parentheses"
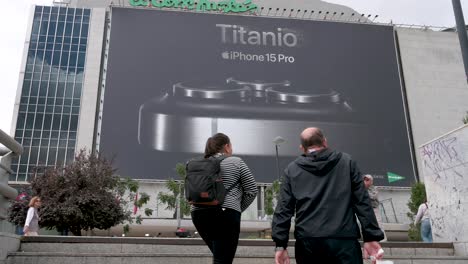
top-left (75, 8), bottom-right (106, 151)
top-left (396, 28), bottom-right (468, 182)
top-left (137, 183), bottom-right (410, 223)
top-left (419, 124), bottom-right (468, 243)
top-left (136, 180), bottom-right (259, 220)
top-left (0, 221), bottom-right (15, 234)
top-left (136, 181), bottom-right (180, 219)
top-left (378, 188), bottom-right (411, 224)
top-left (0, 232), bottom-right (20, 264)
top-left (114, 181), bottom-right (408, 237)
top-left (88, 180), bottom-right (263, 237)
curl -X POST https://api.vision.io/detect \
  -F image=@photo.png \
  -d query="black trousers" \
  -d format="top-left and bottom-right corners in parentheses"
top-left (191, 207), bottom-right (241, 264)
top-left (295, 238), bottom-right (363, 264)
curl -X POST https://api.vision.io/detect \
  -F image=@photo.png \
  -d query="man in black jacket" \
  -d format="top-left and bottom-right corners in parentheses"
top-left (272, 127), bottom-right (384, 264)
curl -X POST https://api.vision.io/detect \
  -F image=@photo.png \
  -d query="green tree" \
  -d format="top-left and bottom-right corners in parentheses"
top-left (407, 182), bottom-right (426, 241)
top-left (7, 188), bottom-right (33, 227)
top-left (264, 179), bottom-right (281, 215)
top-left (158, 163), bottom-right (190, 218)
top-left (114, 177), bottom-right (152, 235)
top-left (7, 198), bottom-right (30, 228)
top-left (29, 150), bottom-right (152, 236)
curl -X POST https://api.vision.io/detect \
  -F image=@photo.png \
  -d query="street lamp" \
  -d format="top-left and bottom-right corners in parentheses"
top-left (452, 0), bottom-right (468, 83)
top-left (273, 136), bottom-right (286, 180)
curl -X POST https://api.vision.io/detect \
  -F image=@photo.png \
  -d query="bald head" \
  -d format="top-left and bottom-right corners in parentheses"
top-left (300, 127), bottom-right (327, 151)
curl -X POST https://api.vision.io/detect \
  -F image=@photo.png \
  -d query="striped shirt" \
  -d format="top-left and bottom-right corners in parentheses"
top-left (192, 154), bottom-right (257, 213)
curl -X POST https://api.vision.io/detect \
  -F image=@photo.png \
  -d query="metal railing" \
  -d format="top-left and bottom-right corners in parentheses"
top-left (0, 129), bottom-right (23, 219)
top-left (53, 0), bottom-right (453, 32)
top-left (380, 198), bottom-right (399, 223)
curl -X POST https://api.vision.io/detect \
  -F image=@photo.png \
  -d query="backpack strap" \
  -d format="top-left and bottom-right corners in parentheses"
top-left (215, 155), bottom-right (227, 163)
top-left (215, 155), bottom-right (240, 194)
top-left (185, 155), bottom-right (225, 169)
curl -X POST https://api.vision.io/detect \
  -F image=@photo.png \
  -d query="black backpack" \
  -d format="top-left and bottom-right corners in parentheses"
top-left (185, 156), bottom-right (238, 207)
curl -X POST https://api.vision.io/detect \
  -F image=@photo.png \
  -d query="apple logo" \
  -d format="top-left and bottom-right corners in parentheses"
top-left (221, 51), bottom-right (230, 59)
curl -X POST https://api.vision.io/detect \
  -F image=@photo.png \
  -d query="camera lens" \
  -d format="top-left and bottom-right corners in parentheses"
top-left (226, 78), bottom-right (290, 98)
top-left (173, 81), bottom-right (250, 100)
top-left (266, 86), bottom-right (341, 104)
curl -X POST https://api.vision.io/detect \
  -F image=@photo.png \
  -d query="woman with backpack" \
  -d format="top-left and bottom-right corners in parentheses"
top-left (190, 133), bottom-right (257, 264)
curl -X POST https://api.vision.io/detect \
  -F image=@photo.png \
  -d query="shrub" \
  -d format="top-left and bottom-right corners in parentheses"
top-left (407, 182), bottom-right (426, 241)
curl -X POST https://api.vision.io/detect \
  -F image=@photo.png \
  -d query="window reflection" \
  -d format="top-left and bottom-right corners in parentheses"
top-left (13, 6), bottom-right (90, 181)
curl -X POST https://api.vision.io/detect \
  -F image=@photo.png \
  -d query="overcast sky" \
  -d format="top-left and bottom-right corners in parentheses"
top-left (1, 0), bottom-right (467, 135)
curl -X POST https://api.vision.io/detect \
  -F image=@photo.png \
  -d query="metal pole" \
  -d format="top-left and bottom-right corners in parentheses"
top-left (390, 198), bottom-right (399, 223)
top-left (176, 183), bottom-right (181, 229)
top-left (272, 136), bottom-right (285, 181)
top-left (260, 186), bottom-right (265, 218)
top-left (275, 144), bottom-right (280, 180)
top-left (452, 0), bottom-right (468, 83)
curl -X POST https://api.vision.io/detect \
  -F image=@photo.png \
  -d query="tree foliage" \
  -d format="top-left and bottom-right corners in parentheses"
top-left (29, 150), bottom-right (123, 235)
top-left (113, 177), bottom-right (153, 234)
top-left (7, 188), bottom-right (33, 227)
top-left (26, 150), bottom-right (151, 236)
top-left (407, 182), bottom-right (426, 241)
top-left (264, 179), bottom-right (281, 216)
top-left (8, 198), bottom-right (30, 227)
top-left (158, 163), bottom-right (190, 218)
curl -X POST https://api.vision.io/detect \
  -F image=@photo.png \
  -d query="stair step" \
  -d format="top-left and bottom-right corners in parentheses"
top-left (9, 236), bottom-right (462, 264)
top-left (7, 252), bottom-right (468, 264)
top-left (18, 244), bottom-right (455, 257)
top-left (18, 236), bottom-right (455, 257)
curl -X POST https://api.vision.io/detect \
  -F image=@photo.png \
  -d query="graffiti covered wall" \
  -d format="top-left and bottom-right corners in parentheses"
top-left (420, 124), bottom-right (468, 242)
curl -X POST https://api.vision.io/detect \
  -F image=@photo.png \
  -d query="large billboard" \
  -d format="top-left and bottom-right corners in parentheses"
top-left (100, 7), bottom-right (416, 186)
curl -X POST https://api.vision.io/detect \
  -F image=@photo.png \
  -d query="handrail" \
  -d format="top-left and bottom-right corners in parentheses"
top-left (0, 130), bottom-right (23, 156)
top-left (379, 198), bottom-right (399, 223)
top-left (0, 129), bottom-right (22, 219)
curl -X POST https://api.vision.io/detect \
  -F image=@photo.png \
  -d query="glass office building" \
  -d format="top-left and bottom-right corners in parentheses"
top-left (10, 6), bottom-right (90, 182)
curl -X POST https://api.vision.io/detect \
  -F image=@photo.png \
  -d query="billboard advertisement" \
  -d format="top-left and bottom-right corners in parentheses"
top-left (100, 7), bottom-right (415, 186)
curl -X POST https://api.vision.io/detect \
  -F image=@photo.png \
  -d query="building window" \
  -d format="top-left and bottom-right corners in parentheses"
top-left (10, 6), bottom-right (90, 182)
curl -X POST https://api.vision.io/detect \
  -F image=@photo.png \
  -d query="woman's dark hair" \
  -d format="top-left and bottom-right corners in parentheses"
top-left (204, 133), bottom-right (230, 158)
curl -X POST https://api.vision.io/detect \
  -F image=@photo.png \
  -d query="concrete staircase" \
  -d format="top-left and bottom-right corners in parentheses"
top-left (6, 236), bottom-right (468, 264)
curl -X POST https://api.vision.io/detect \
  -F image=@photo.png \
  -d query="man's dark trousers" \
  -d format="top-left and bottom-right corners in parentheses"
top-left (295, 238), bottom-right (363, 264)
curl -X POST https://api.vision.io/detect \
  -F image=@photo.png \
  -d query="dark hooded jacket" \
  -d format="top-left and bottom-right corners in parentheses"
top-left (272, 148), bottom-right (384, 248)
